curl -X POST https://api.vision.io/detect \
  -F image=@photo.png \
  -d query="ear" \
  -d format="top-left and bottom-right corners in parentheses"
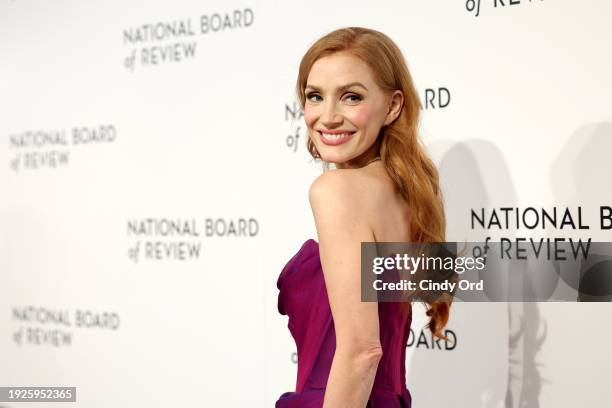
top-left (383, 90), bottom-right (404, 126)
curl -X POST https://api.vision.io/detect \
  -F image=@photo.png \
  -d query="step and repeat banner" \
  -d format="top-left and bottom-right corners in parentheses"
top-left (1, 0), bottom-right (611, 407)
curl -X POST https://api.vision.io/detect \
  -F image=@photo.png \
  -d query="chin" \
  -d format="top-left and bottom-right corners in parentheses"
top-left (318, 151), bottom-right (347, 164)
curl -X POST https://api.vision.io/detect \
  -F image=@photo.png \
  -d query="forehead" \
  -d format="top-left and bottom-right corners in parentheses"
top-left (306, 52), bottom-right (375, 88)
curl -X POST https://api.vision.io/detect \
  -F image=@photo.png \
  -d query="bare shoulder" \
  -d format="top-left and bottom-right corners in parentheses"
top-left (308, 167), bottom-right (388, 212)
top-left (309, 166), bottom-right (410, 244)
top-left (308, 167), bottom-right (394, 243)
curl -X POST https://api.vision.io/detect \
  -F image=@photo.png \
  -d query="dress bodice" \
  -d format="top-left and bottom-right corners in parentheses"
top-left (276, 239), bottom-right (412, 408)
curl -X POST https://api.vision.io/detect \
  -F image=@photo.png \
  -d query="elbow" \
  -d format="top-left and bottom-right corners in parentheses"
top-left (356, 346), bottom-right (383, 371)
top-left (337, 344), bottom-right (383, 369)
top-left (362, 346), bottom-right (383, 363)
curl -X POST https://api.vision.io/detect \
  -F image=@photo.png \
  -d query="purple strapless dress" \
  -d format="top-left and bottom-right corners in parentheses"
top-left (276, 239), bottom-right (412, 408)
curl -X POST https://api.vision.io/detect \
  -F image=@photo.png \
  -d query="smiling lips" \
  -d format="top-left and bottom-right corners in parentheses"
top-left (317, 130), bottom-right (356, 146)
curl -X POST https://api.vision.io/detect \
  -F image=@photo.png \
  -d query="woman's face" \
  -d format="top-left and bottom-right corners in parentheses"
top-left (303, 51), bottom-right (402, 169)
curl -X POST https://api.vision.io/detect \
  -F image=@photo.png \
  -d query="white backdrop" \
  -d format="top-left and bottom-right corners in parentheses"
top-left (1, 0), bottom-right (611, 407)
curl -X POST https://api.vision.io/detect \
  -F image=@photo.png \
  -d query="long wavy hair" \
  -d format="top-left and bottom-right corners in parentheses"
top-left (295, 27), bottom-right (451, 339)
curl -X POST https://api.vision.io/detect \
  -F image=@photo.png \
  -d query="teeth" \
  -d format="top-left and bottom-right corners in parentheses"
top-left (321, 132), bottom-right (352, 140)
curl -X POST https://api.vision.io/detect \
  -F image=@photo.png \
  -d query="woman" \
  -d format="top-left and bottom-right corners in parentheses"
top-left (276, 27), bottom-right (451, 408)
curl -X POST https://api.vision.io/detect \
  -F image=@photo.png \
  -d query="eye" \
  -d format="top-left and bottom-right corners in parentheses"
top-left (345, 93), bottom-right (362, 102)
top-left (305, 92), bottom-right (362, 103)
top-left (306, 92), bottom-right (322, 102)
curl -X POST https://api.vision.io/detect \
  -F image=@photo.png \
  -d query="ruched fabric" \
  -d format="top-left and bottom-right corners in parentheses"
top-left (276, 239), bottom-right (412, 408)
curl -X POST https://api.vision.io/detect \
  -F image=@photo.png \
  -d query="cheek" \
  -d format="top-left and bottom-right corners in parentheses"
top-left (303, 107), bottom-right (317, 128)
top-left (346, 105), bottom-right (375, 129)
top-left (304, 116), bottom-right (317, 141)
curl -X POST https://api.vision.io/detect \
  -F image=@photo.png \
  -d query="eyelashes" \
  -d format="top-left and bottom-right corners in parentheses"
top-left (305, 93), bottom-right (363, 103)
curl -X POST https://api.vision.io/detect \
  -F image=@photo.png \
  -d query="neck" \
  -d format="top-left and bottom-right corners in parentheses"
top-left (335, 153), bottom-right (381, 170)
top-left (335, 139), bottom-right (382, 170)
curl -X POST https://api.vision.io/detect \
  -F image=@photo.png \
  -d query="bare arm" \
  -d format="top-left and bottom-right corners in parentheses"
top-left (309, 170), bottom-right (382, 408)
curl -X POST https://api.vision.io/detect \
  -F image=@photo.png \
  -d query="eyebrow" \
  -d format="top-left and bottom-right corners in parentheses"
top-left (304, 81), bottom-right (368, 92)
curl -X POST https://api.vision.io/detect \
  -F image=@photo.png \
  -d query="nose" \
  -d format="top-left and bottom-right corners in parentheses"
top-left (320, 100), bottom-right (343, 128)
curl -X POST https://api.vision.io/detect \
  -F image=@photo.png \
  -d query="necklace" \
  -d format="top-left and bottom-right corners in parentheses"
top-left (364, 156), bottom-right (381, 166)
